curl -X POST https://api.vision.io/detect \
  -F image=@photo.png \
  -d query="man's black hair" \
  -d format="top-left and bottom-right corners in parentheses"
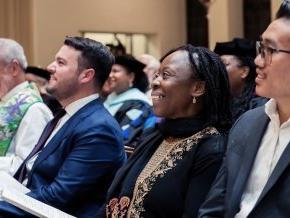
top-left (64, 36), bottom-right (115, 87)
top-left (276, 0), bottom-right (290, 19)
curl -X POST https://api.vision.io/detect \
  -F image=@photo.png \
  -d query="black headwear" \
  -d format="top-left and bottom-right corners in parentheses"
top-left (214, 38), bottom-right (256, 58)
top-left (214, 37), bottom-right (256, 82)
top-left (115, 55), bottom-right (148, 93)
top-left (25, 66), bottom-right (51, 81)
top-left (214, 38), bottom-right (266, 122)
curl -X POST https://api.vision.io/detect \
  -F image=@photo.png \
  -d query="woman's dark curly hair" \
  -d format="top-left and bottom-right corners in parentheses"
top-left (230, 55), bottom-right (257, 120)
top-left (160, 44), bottom-right (232, 131)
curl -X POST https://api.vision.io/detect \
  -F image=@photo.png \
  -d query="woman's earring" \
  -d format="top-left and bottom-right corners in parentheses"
top-left (192, 97), bottom-right (197, 104)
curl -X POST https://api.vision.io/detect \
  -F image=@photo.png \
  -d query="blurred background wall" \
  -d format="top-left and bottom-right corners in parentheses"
top-left (0, 0), bottom-right (282, 67)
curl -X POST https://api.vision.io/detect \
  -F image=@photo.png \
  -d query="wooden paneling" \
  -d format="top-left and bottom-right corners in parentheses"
top-left (186, 0), bottom-right (208, 47)
top-left (244, 0), bottom-right (271, 40)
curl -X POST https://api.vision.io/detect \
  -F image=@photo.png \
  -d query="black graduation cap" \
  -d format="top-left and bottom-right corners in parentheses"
top-left (115, 55), bottom-right (148, 92)
top-left (115, 55), bottom-right (145, 74)
top-left (25, 66), bottom-right (51, 81)
top-left (214, 38), bottom-right (256, 58)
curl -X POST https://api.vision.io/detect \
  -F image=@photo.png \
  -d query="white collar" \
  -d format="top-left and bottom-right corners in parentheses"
top-left (64, 94), bottom-right (99, 116)
top-left (2, 81), bottom-right (30, 102)
top-left (265, 98), bottom-right (290, 128)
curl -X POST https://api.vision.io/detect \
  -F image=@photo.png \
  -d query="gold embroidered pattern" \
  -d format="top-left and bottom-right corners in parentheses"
top-left (106, 196), bottom-right (131, 218)
top-left (127, 127), bottom-right (218, 217)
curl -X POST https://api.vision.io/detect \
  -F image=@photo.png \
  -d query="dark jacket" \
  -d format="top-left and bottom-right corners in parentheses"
top-left (106, 118), bottom-right (226, 218)
top-left (0, 99), bottom-right (126, 218)
top-left (199, 106), bottom-right (290, 218)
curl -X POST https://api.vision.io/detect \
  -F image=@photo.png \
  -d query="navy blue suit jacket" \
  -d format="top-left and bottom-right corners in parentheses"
top-left (0, 98), bottom-right (126, 217)
top-left (199, 106), bottom-right (290, 218)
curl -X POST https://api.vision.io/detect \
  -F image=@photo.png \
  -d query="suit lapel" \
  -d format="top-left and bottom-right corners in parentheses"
top-left (229, 111), bottom-right (269, 214)
top-left (255, 140), bottom-right (290, 205)
top-left (29, 100), bottom-right (99, 175)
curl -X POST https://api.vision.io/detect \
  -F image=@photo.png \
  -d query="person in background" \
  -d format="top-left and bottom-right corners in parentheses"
top-left (104, 55), bottom-right (156, 152)
top-left (105, 44), bottom-right (232, 218)
top-left (106, 35), bottom-right (126, 56)
top-left (100, 78), bottom-right (113, 100)
top-left (25, 66), bottom-right (62, 115)
top-left (199, 1), bottom-right (290, 217)
top-left (214, 38), bottom-right (268, 121)
top-left (0, 38), bottom-right (52, 175)
top-left (138, 54), bottom-right (161, 102)
top-left (0, 36), bottom-right (126, 217)
top-left (25, 66), bottom-right (50, 94)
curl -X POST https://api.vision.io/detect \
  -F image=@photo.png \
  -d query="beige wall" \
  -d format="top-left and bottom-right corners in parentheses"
top-left (271, 0), bottom-right (282, 20)
top-left (208, 0), bottom-right (283, 50)
top-left (0, 0), bottom-right (34, 63)
top-left (1, 0), bottom-right (282, 67)
top-left (31, 0), bottom-right (186, 67)
top-left (208, 0), bottom-right (243, 50)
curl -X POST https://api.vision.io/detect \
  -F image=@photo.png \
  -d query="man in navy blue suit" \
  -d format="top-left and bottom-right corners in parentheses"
top-left (0, 36), bottom-right (126, 217)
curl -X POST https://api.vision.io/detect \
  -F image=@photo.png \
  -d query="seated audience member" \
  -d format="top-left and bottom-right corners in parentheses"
top-left (25, 66), bottom-right (50, 92)
top-left (100, 78), bottom-right (113, 100)
top-left (0, 36), bottom-right (126, 217)
top-left (25, 66), bottom-right (62, 115)
top-left (198, 1), bottom-right (290, 217)
top-left (106, 36), bottom-right (126, 56)
top-left (138, 54), bottom-right (160, 84)
top-left (214, 38), bottom-right (268, 121)
top-left (105, 45), bottom-right (232, 217)
top-left (104, 55), bottom-right (156, 151)
top-left (138, 54), bottom-right (161, 102)
top-left (0, 38), bottom-right (52, 175)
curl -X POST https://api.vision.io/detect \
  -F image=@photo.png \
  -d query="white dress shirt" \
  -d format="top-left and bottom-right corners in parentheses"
top-left (0, 82), bottom-right (53, 175)
top-left (235, 99), bottom-right (290, 218)
top-left (25, 94), bottom-right (99, 177)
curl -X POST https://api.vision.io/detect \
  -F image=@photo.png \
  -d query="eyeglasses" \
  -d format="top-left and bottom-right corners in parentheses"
top-left (256, 41), bottom-right (290, 65)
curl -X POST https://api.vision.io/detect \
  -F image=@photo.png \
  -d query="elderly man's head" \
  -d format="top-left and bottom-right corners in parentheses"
top-left (0, 38), bottom-right (27, 98)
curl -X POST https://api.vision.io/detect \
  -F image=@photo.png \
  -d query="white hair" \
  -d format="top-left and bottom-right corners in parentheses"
top-left (138, 54), bottom-right (160, 70)
top-left (0, 38), bottom-right (28, 70)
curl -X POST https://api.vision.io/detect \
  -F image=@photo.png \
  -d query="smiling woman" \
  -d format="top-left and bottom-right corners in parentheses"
top-left (104, 55), bottom-right (156, 151)
top-left (214, 38), bottom-right (268, 121)
top-left (151, 50), bottom-right (205, 119)
top-left (104, 44), bottom-right (232, 218)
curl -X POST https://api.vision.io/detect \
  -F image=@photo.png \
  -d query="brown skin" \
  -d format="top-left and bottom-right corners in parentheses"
top-left (107, 64), bottom-right (135, 95)
top-left (220, 55), bottom-right (249, 97)
top-left (151, 50), bottom-right (205, 119)
top-left (101, 79), bottom-right (113, 99)
top-left (255, 18), bottom-right (290, 124)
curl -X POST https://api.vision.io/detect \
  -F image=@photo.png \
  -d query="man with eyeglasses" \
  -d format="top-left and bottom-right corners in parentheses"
top-left (199, 1), bottom-right (290, 217)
